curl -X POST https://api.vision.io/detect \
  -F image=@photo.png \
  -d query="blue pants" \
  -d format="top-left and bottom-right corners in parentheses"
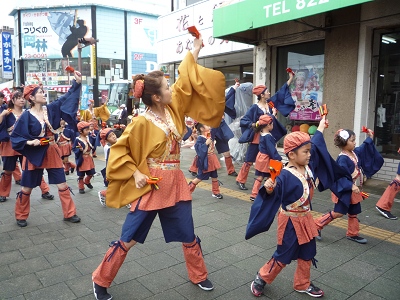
top-left (120, 200), bottom-right (195, 244)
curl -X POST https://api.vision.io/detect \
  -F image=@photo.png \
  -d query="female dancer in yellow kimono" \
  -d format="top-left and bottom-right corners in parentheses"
top-left (92, 35), bottom-right (226, 300)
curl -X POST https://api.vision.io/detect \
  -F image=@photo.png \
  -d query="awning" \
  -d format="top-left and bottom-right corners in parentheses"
top-left (213, 0), bottom-right (373, 44)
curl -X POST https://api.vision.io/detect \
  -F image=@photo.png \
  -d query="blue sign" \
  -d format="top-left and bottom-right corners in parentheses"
top-left (2, 32), bottom-right (13, 79)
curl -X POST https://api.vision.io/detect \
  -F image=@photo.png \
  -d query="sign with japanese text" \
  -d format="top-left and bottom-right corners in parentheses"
top-left (0, 88), bottom-right (12, 102)
top-left (127, 13), bottom-right (159, 75)
top-left (2, 32), bottom-right (13, 79)
top-left (157, 0), bottom-right (252, 63)
top-left (213, 0), bottom-right (373, 38)
top-left (21, 7), bottom-right (93, 59)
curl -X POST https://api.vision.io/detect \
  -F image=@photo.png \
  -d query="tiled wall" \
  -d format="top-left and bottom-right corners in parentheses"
top-left (96, 7), bottom-right (125, 60)
top-left (374, 158), bottom-right (399, 181)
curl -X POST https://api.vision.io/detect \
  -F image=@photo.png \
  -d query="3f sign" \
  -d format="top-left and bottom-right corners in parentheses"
top-left (264, 0), bottom-right (330, 18)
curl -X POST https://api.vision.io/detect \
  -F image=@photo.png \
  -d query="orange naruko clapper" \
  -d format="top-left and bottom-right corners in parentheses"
top-left (268, 159), bottom-right (283, 190)
top-left (65, 65), bottom-right (75, 73)
top-left (146, 176), bottom-right (162, 190)
top-left (40, 138), bottom-right (50, 146)
top-left (318, 104), bottom-right (328, 116)
top-left (187, 26), bottom-right (204, 47)
top-left (361, 191), bottom-right (369, 199)
top-left (361, 126), bottom-right (374, 135)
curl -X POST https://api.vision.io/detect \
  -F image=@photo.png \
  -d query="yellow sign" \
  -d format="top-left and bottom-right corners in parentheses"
top-left (91, 45), bottom-right (96, 79)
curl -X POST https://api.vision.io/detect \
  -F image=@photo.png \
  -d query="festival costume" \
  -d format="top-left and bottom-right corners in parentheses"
top-left (376, 162), bottom-right (399, 219)
top-left (314, 136), bottom-right (383, 239)
top-left (81, 104), bottom-right (110, 157)
top-left (92, 51), bottom-right (225, 292)
top-left (236, 82), bottom-right (292, 188)
top-left (11, 81), bottom-right (82, 223)
top-left (73, 136), bottom-right (95, 192)
top-left (246, 131), bottom-right (345, 296)
top-left (250, 132), bottom-right (282, 199)
top-left (189, 134), bottom-right (222, 197)
top-left (56, 127), bottom-right (76, 174)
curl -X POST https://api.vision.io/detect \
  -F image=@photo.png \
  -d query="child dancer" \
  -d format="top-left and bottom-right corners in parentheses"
top-left (97, 127), bottom-right (117, 206)
top-left (250, 114), bottom-right (282, 201)
top-left (375, 159), bottom-right (399, 220)
top-left (73, 121), bottom-right (95, 194)
top-left (236, 71), bottom-right (293, 190)
top-left (314, 128), bottom-right (383, 243)
top-left (56, 119), bottom-right (76, 175)
top-left (247, 116), bottom-right (339, 298)
top-left (188, 122), bottom-right (223, 199)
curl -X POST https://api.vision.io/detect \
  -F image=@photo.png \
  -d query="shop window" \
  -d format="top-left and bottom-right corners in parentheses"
top-left (215, 64), bottom-right (253, 88)
top-left (97, 58), bottom-right (125, 84)
top-left (277, 40), bottom-right (325, 134)
top-left (375, 31), bottom-right (400, 158)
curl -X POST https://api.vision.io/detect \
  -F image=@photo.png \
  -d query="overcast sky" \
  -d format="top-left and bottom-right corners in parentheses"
top-left (0, 0), bottom-right (170, 29)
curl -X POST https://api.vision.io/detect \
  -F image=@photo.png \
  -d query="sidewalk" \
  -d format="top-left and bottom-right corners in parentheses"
top-left (0, 146), bottom-right (399, 300)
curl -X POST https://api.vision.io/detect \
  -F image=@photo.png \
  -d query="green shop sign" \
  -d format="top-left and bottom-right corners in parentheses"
top-left (213, 0), bottom-right (373, 38)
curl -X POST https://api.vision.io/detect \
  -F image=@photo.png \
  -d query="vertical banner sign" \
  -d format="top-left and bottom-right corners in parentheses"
top-left (2, 32), bottom-right (13, 79)
top-left (90, 45), bottom-right (96, 79)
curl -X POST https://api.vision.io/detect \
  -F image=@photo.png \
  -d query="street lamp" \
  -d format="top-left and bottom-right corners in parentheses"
top-left (77, 37), bottom-right (99, 73)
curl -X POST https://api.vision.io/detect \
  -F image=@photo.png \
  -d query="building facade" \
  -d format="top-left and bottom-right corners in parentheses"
top-left (10, 4), bottom-right (163, 109)
top-left (158, 0), bottom-right (254, 86)
top-left (213, 0), bottom-right (400, 181)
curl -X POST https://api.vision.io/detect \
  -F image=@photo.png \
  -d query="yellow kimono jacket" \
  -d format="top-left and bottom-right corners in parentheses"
top-left (81, 104), bottom-right (111, 122)
top-left (106, 51), bottom-right (225, 208)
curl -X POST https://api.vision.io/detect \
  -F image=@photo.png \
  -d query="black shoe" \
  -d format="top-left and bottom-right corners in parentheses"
top-left (16, 219), bottom-right (27, 227)
top-left (70, 167), bottom-right (75, 174)
top-left (295, 282), bottom-right (324, 298)
top-left (65, 171), bottom-right (70, 175)
top-left (197, 278), bottom-right (214, 291)
top-left (93, 281), bottom-right (113, 300)
top-left (0, 196), bottom-right (7, 202)
top-left (42, 192), bottom-right (54, 200)
top-left (212, 194), bottom-right (223, 199)
top-left (79, 189), bottom-right (85, 194)
top-left (15, 180), bottom-right (21, 185)
top-left (189, 170), bottom-right (197, 177)
top-left (228, 171), bottom-right (238, 176)
top-left (376, 206), bottom-right (398, 220)
top-left (85, 182), bottom-right (93, 189)
top-left (236, 181), bottom-right (248, 190)
top-left (250, 273), bottom-right (266, 297)
top-left (93, 155), bottom-right (97, 158)
top-left (249, 197), bottom-right (255, 201)
top-left (64, 215), bottom-right (81, 223)
top-left (346, 235), bottom-right (367, 244)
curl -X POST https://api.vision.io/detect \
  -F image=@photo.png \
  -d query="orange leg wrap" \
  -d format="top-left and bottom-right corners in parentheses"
top-left (259, 257), bottom-right (286, 284)
top-left (0, 173), bottom-right (12, 197)
top-left (376, 179), bottom-right (399, 212)
top-left (211, 179), bottom-right (220, 194)
top-left (92, 240), bottom-right (128, 288)
top-left (15, 191), bottom-right (31, 220)
top-left (12, 163), bottom-right (22, 181)
top-left (58, 187), bottom-right (77, 218)
top-left (39, 177), bottom-right (50, 194)
top-left (236, 162), bottom-right (252, 183)
top-left (182, 236), bottom-right (208, 284)
top-left (346, 214), bottom-right (359, 237)
top-left (314, 211), bottom-right (334, 230)
top-left (293, 259), bottom-right (311, 290)
top-left (251, 179), bottom-right (262, 198)
top-left (224, 156), bottom-right (235, 175)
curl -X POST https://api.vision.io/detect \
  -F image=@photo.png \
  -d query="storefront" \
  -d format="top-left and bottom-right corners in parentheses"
top-left (12, 4), bottom-right (160, 112)
top-left (213, 0), bottom-right (400, 181)
top-left (157, 0), bottom-right (254, 86)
